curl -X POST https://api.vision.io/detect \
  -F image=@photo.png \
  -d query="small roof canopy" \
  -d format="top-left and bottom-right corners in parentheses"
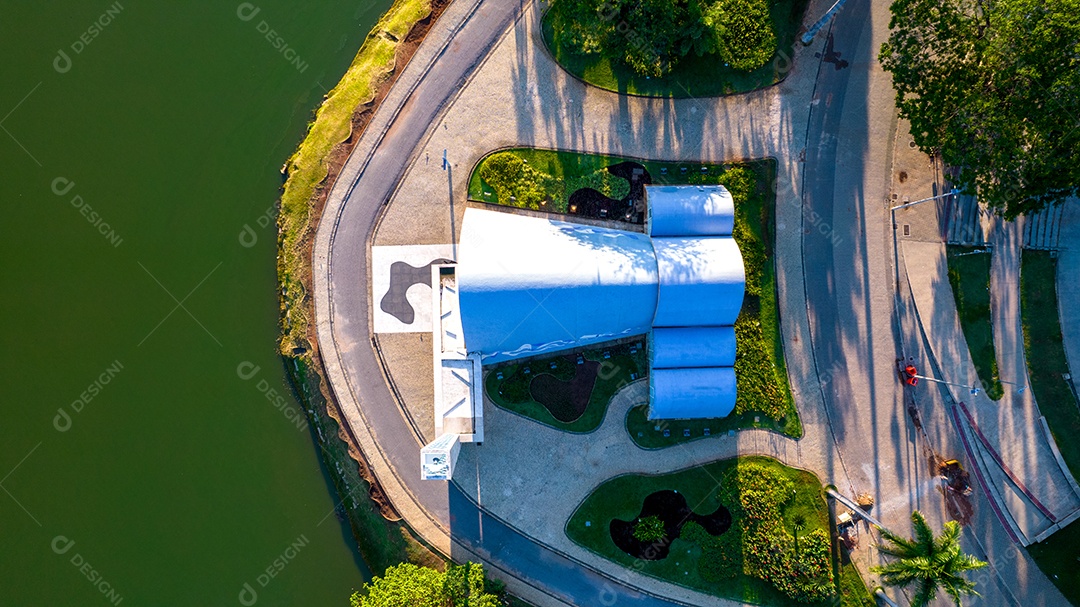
top-left (649, 367), bottom-right (737, 420)
top-left (647, 185), bottom-right (735, 237)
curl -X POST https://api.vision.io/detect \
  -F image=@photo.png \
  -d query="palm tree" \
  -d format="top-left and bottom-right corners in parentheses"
top-left (871, 511), bottom-right (987, 607)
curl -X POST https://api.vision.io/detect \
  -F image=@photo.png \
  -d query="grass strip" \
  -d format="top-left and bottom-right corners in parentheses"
top-left (945, 246), bottom-right (1004, 399)
top-left (277, 0), bottom-right (432, 354)
top-left (539, 0), bottom-right (809, 98)
top-left (285, 357), bottom-right (443, 574)
top-left (1019, 251), bottom-right (1080, 479)
top-left (1020, 250), bottom-right (1080, 605)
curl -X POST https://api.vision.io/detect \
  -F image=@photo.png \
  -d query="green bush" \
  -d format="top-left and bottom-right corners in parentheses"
top-left (704, 0), bottom-right (777, 71)
top-left (719, 463), bottom-right (834, 603)
top-left (733, 306), bottom-right (787, 419)
top-left (478, 152), bottom-right (549, 210)
top-left (566, 169), bottom-right (630, 202)
top-left (633, 515), bottom-right (667, 542)
top-left (549, 0), bottom-right (779, 76)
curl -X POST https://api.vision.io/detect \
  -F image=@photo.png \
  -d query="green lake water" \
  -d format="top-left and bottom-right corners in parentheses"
top-left (1, 1), bottom-right (392, 604)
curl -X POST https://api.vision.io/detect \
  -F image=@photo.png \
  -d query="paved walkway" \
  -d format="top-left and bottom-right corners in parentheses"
top-left (902, 238), bottom-right (1080, 542)
top-left (1057, 198), bottom-right (1080, 384)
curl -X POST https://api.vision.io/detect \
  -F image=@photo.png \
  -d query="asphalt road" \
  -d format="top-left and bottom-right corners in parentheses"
top-left (801, 1), bottom-right (1043, 604)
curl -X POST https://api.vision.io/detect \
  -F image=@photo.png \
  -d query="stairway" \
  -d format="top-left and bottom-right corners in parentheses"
top-left (1023, 203), bottom-right (1065, 250)
top-left (944, 192), bottom-right (985, 245)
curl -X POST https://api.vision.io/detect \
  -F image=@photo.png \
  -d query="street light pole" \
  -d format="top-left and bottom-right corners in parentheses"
top-left (800, 0), bottom-right (850, 45)
top-left (911, 373), bottom-right (980, 395)
top-left (890, 188), bottom-right (960, 212)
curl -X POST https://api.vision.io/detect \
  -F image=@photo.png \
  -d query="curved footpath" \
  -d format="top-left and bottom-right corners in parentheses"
top-left (313, 0), bottom-right (1070, 604)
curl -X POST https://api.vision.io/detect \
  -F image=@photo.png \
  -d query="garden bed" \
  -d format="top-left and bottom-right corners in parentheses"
top-left (566, 457), bottom-right (839, 604)
top-left (946, 246), bottom-right (1003, 399)
top-left (610, 490), bottom-right (731, 560)
top-left (539, 0), bottom-right (810, 98)
top-left (485, 340), bottom-right (647, 432)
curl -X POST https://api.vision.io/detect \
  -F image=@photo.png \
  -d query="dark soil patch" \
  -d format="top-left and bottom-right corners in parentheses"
top-left (606, 161), bottom-right (652, 216)
top-left (610, 490), bottom-right (731, 560)
top-left (568, 188), bottom-right (632, 221)
top-left (528, 358), bottom-right (600, 423)
top-left (567, 161), bottom-right (651, 224)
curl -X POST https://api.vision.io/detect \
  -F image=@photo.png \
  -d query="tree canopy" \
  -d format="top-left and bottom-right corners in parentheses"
top-left (880, 0), bottom-right (1080, 218)
top-left (871, 511), bottom-right (987, 607)
top-left (350, 562), bottom-right (501, 607)
top-left (549, 0), bottom-right (777, 76)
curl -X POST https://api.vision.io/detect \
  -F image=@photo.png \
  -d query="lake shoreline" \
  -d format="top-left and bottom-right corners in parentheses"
top-left (275, 0), bottom-right (451, 576)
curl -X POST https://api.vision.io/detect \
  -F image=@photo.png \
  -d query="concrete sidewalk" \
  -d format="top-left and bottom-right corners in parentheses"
top-left (902, 239), bottom-right (1080, 543)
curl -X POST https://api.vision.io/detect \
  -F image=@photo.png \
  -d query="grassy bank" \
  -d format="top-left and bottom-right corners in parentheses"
top-left (272, 0), bottom-right (457, 588)
top-left (566, 457), bottom-right (863, 604)
top-left (471, 149), bottom-right (799, 441)
top-left (540, 0), bottom-right (809, 98)
top-left (945, 246), bottom-right (1003, 400)
top-left (285, 358), bottom-right (442, 574)
top-left (278, 0), bottom-right (433, 355)
top-left (1020, 250), bottom-right (1080, 605)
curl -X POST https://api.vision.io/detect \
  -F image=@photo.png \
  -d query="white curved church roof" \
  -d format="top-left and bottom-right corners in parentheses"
top-left (456, 208), bottom-right (658, 362)
top-left (647, 185), bottom-right (734, 236)
top-left (651, 327), bottom-right (736, 368)
top-left (457, 183), bottom-right (752, 421)
top-left (649, 367), bottom-right (737, 419)
top-left (652, 237), bottom-right (745, 327)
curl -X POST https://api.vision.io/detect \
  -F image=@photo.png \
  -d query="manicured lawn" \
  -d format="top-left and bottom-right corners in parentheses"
top-left (836, 559), bottom-right (875, 607)
top-left (566, 457), bottom-right (844, 604)
top-left (1020, 251), bottom-right (1080, 606)
top-left (484, 340), bottom-right (647, 433)
top-left (539, 0), bottom-right (810, 98)
top-left (470, 149), bottom-right (800, 440)
top-left (1020, 251), bottom-right (1080, 480)
top-left (946, 246), bottom-right (1004, 399)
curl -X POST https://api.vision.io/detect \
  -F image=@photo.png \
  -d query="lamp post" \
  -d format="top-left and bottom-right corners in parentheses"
top-left (890, 188), bottom-right (960, 212)
top-left (801, 0), bottom-right (850, 45)
top-left (910, 373), bottom-right (981, 395)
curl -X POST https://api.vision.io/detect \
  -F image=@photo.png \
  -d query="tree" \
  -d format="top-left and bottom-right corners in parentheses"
top-left (350, 562), bottom-right (501, 607)
top-left (879, 0), bottom-right (1080, 218)
top-left (871, 511), bottom-right (987, 607)
top-left (632, 515), bottom-right (667, 542)
top-left (549, 0), bottom-right (777, 76)
top-left (703, 0), bottom-right (777, 71)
